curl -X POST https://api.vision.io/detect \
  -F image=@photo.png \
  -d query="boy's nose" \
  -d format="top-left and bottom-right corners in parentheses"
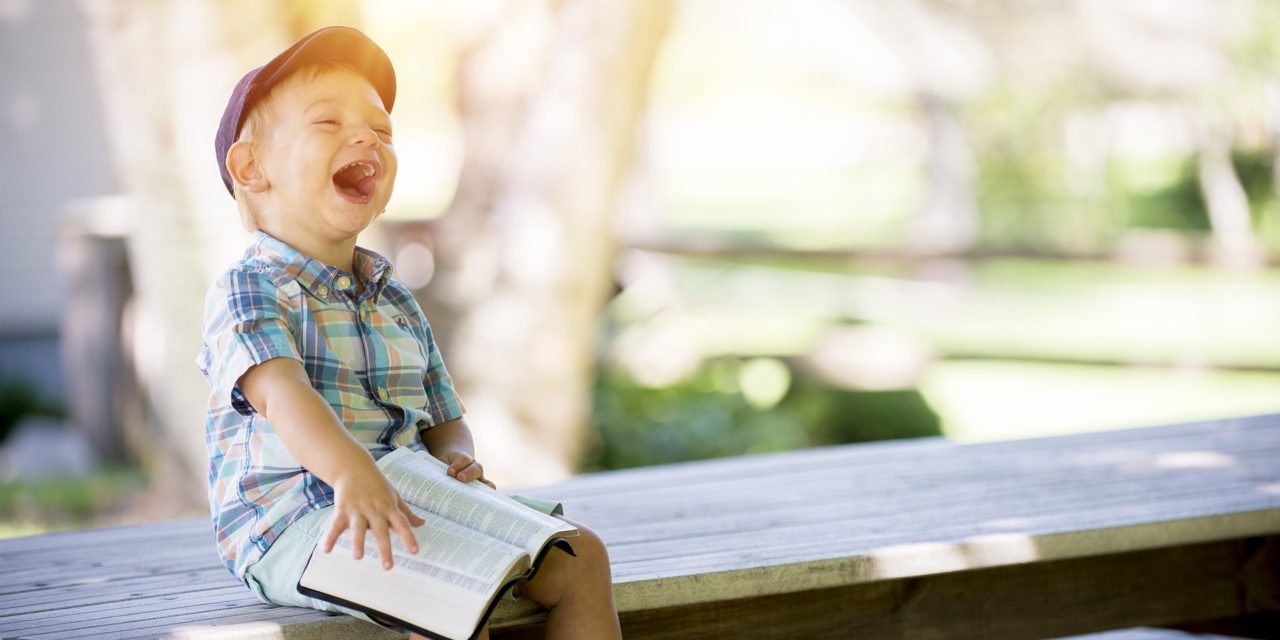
top-left (351, 127), bottom-right (379, 147)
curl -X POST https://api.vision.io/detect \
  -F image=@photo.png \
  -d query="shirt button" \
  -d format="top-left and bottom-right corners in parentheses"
top-left (377, 387), bottom-right (390, 401)
top-left (315, 284), bottom-right (329, 298)
top-left (335, 276), bottom-right (352, 290)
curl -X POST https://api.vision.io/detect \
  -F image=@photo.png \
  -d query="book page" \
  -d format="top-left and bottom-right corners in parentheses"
top-left (334, 506), bottom-right (528, 592)
top-left (377, 447), bottom-right (577, 557)
top-left (300, 510), bottom-right (529, 640)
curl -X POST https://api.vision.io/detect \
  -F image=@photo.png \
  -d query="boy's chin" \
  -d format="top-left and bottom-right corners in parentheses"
top-left (324, 194), bottom-right (385, 231)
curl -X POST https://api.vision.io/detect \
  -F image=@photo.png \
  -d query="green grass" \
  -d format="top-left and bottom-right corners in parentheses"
top-left (0, 466), bottom-right (147, 539)
top-left (921, 360), bottom-right (1280, 442)
top-left (0, 521), bottom-right (62, 539)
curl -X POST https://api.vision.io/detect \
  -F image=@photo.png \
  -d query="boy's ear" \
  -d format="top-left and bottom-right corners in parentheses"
top-left (226, 141), bottom-right (269, 193)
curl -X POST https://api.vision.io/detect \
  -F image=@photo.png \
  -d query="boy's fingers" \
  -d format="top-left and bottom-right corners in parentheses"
top-left (399, 496), bottom-right (426, 527)
top-left (390, 511), bottom-right (419, 555)
top-left (322, 517), bottom-right (346, 553)
top-left (371, 521), bottom-right (394, 570)
top-left (447, 453), bottom-right (473, 477)
top-left (351, 518), bottom-right (367, 560)
top-left (453, 460), bottom-right (481, 482)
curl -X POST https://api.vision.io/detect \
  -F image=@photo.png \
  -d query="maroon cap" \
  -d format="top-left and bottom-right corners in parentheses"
top-left (215, 26), bottom-right (396, 196)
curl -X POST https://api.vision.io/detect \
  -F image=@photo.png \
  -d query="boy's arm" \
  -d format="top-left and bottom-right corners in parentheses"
top-left (239, 357), bottom-right (425, 569)
top-left (420, 417), bottom-right (495, 489)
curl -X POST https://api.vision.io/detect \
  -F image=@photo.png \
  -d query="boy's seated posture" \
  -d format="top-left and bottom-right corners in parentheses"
top-left (198, 27), bottom-right (621, 640)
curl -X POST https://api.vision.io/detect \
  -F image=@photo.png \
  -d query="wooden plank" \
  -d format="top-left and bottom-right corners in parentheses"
top-left (161, 614), bottom-right (401, 640)
top-left (0, 530), bottom-right (212, 572)
top-left (604, 508), bottom-right (1280, 613)
top-left (581, 457), bottom-right (1278, 547)
top-left (606, 490), bottom-right (1273, 572)
top-left (598, 481), bottom-right (1273, 565)
top-left (493, 536), bottom-right (1278, 640)
top-left (554, 445), bottom-right (1279, 544)
top-left (5, 437), bottom-right (1266, 584)
top-left (0, 476), bottom-right (1262, 597)
top-left (587, 480), bottom-right (1274, 552)
top-left (0, 465), bottom-right (1254, 599)
top-left (0, 587), bottom-right (256, 634)
top-left (0, 568), bottom-right (235, 612)
top-left (12, 598), bottom-right (306, 638)
top-left (0, 518), bottom-right (204, 556)
top-left (0, 529), bottom-right (210, 565)
top-left (552, 435), bottom-right (1280, 521)
top-left (3, 416), bottom-right (1269, 568)
top-left (7, 506), bottom-right (1259, 637)
top-left (55, 609), bottom-right (334, 640)
top-left (0, 543), bottom-right (221, 586)
top-left (0, 554), bottom-right (231, 595)
top-left (0, 415), bottom-right (1275, 640)
top-left (602, 484), bottom-right (1276, 570)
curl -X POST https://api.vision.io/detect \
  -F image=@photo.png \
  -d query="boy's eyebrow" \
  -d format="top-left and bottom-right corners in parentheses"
top-left (305, 98), bottom-right (340, 111)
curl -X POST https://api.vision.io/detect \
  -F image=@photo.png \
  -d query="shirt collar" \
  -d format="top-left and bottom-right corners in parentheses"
top-left (249, 231), bottom-right (394, 302)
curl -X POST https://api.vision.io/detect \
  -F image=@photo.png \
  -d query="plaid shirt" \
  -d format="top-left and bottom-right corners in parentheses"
top-left (197, 231), bottom-right (464, 583)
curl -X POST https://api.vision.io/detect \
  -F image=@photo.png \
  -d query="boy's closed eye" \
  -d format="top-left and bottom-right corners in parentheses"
top-left (311, 118), bottom-right (392, 139)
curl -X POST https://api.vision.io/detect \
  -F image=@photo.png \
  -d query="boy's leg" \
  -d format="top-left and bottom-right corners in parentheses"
top-left (516, 517), bottom-right (621, 640)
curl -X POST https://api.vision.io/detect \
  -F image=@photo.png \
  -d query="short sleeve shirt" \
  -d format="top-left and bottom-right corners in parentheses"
top-left (196, 231), bottom-right (464, 583)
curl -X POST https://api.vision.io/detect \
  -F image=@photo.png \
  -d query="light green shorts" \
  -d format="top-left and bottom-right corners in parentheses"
top-left (244, 495), bottom-right (562, 633)
top-left (243, 506), bottom-right (389, 628)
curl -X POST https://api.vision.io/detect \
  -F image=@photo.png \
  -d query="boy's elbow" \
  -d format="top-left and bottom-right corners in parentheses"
top-left (238, 357), bottom-right (310, 416)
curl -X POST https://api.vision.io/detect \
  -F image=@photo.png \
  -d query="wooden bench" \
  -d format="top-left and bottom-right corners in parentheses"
top-left (2, 414), bottom-right (1278, 639)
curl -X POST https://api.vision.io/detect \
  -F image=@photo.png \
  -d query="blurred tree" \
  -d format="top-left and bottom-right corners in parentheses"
top-left (948, 0), bottom-right (1272, 261)
top-left (80, 1), bottom-right (359, 509)
top-left (882, 0), bottom-right (989, 254)
top-left (405, 0), bottom-right (674, 484)
top-left (1197, 126), bottom-right (1262, 265)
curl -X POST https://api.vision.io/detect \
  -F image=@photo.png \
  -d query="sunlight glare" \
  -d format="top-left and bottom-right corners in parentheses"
top-left (1152, 450), bottom-right (1235, 470)
top-left (170, 621), bottom-right (285, 640)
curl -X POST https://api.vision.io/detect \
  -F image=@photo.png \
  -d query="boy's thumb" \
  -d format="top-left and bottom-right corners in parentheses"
top-left (448, 453), bottom-right (472, 472)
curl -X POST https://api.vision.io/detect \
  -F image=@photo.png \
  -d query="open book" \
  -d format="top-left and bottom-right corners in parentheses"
top-left (297, 446), bottom-right (578, 640)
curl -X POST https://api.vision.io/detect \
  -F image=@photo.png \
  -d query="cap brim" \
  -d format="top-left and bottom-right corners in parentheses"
top-left (251, 26), bottom-right (396, 117)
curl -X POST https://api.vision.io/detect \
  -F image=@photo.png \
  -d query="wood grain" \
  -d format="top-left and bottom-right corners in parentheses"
top-left (0, 414), bottom-right (1276, 639)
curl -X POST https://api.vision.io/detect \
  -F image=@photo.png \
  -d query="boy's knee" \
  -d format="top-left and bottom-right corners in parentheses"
top-left (566, 522), bottom-right (611, 576)
top-left (520, 520), bottom-right (614, 607)
top-left (551, 517), bottom-right (610, 573)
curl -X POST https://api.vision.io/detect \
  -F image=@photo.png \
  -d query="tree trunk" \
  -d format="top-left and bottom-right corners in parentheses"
top-left (910, 92), bottom-right (980, 254)
top-left (407, 0), bottom-right (673, 486)
top-left (79, 0), bottom-right (297, 510)
top-left (1197, 129), bottom-right (1262, 268)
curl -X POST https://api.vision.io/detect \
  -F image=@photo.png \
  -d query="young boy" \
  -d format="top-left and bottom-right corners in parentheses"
top-left (198, 26), bottom-right (621, 640)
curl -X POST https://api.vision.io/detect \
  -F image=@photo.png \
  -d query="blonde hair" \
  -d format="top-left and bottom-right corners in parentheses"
top-left (229, 61), bottom-right (365, 232)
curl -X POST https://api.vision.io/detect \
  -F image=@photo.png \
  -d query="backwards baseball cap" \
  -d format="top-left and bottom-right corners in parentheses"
top-left (215, 26), bottom-right (396, 196)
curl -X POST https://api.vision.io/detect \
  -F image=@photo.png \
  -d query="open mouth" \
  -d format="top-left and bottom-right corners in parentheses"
top-left (332, 160), bottom-right (378, 202)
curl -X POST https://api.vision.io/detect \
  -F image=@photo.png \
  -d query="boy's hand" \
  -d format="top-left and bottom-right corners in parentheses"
top-left (439, 451), bottom-right (497, 490)
top-left (322, 464), bottom-right (426, 570)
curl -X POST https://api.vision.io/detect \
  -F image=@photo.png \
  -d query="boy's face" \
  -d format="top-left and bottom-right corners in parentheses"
top-left (252, 67), bottom-right (397, 244)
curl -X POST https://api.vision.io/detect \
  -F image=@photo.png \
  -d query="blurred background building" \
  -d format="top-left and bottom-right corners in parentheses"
top-left (2, 0), bottom-right (1279, 535)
